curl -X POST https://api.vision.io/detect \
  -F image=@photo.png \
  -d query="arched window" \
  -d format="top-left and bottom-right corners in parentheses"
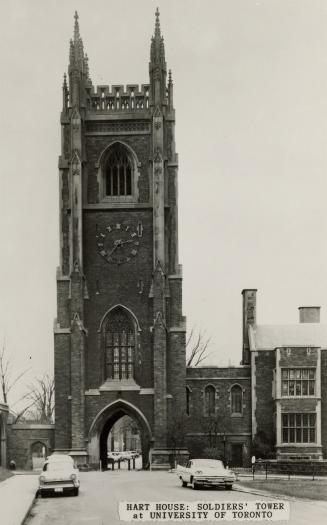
top-left (231, 385), bottom-right (243, 415)
top-left (186, 387), bottom-right (191, 416)
top-left (105, 143), bottom-right (133, 197)
top-left (204, 385), bottom-right (215, 416)
top-left (104, 308), bottom-right (135, 380)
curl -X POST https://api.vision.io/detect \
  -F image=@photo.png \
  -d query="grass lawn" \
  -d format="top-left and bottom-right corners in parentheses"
top-left (0, 467), bottom-right (13, 483)
top-left (238, 479), bottom-right (327, 501)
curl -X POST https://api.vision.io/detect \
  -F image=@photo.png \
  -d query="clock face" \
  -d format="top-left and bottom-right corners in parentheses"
top-left (96, 222), bottom-right (142, 265)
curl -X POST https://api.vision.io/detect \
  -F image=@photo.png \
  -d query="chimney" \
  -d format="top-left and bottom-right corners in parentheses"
top-left (242, 289), bottom-right (257, 365)
top-left (298, 306), bottom-right (320, 323)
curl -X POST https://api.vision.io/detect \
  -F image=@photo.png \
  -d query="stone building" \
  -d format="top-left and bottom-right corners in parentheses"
top-left (51, 10), bottom-right (327, 469)
top-left (4, 9), bottom-right (327, 469)
top-left (54, 10), bottom-right (186, 469)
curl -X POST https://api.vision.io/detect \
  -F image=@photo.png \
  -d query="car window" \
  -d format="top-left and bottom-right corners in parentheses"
top-left (47, 462), bottom-right (72, 472)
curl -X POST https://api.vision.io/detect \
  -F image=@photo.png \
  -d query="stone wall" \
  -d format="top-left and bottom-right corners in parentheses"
top-left (6, 424), bottom-right (55, 470)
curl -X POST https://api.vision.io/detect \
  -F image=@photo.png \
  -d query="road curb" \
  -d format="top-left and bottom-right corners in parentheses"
top-left (234, 483), bottom-right (301, 502)
top-left (20, 490), bottom-right (38, 525)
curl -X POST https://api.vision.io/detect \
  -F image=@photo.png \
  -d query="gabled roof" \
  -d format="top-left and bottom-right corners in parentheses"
top-left (248, 323), bottom-right (327, 351)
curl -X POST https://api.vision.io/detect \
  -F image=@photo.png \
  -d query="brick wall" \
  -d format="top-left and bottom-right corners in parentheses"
top-left (254, 352), bottom-right (275, 441)
top-left (7, 424), bottom-right (54, 470)
top-left (185, 367), bottom-right (251, 463)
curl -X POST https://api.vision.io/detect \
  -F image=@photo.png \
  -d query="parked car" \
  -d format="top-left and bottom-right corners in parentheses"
top-left (38, 458), bottom-right (80, 497)
top-left (177, 459), bottom-right (236, 490)
top-left (107, 451), bottom-right (122, 462)
top-left (130, 450), bottom-right (140, 458)
top-left (46, 454), bottom-right (74, 465)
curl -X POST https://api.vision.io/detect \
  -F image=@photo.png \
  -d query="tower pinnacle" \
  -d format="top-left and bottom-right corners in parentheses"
top-left (149, 8), bottom-right (167, 105)
top-left (155, 7), bottom-right (161, 39)
top-left (74, 11), bottom-right (80, 43)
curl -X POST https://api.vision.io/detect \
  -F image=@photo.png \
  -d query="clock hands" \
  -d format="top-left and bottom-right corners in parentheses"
top-left (107, 239), bottom-right (134, 256)
top-left (97, 224), bottom-right (142, 265)
top-left (119, 239), bottom-right (134, 245)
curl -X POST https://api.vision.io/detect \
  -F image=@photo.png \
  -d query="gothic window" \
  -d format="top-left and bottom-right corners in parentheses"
top-left (231, 385), bottom-right (243, 415)
top-left (105, 143), bottom-right (133, 197)
top-left (204, 385), bottom-right (215, 416)
top-left (104, 308), bottom-right (135, 380)
top-left (282, 413), bottom-right (316, 443)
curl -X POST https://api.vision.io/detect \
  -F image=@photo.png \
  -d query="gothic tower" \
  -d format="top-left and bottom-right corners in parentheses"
top-left (54, 10), bottom-right (187, 468)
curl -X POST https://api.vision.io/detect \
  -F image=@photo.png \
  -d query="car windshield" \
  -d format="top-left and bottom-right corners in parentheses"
top-left (44, 462), bottom-right (72, 472)
top-left (192, 459), bottom-right (224, 468)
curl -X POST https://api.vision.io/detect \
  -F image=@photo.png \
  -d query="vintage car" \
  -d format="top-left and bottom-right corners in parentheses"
top-left (38, 457), bottom-right (80, 497)
top-left (177, 459), bottom-right (236, 490)
top-left (107, 451), bottom-right (123, 462)
top-left (46, 453), bottom-right (74, 465)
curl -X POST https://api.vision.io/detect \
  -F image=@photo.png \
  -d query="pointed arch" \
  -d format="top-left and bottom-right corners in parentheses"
top-left (97, 141), bottom-right (140, 202)
top-left (204, 384), bottom-right (216, 416)
top-left (98, 304), bottom-right (141, 332)
top-left (230, 384), bottom-right (243, 415)
top-left (87, 399), bottom-right (152, 468)
top-left (100, 305), bottom-right (140, 381)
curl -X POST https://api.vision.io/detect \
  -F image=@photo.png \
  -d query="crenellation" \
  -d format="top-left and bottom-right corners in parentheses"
top-left (85, 84), bottom-right (151, 113)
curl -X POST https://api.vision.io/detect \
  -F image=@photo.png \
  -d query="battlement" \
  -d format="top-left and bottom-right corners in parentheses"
top-left (86, 84), bottom-right (152, 112)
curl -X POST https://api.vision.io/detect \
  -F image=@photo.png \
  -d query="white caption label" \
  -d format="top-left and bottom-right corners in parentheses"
top-left (119, 501), bottom-right (290, 521)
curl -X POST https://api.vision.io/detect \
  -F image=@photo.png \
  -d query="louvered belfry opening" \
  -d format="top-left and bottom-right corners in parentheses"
top-left (105, 143), bottom-right (132, 197)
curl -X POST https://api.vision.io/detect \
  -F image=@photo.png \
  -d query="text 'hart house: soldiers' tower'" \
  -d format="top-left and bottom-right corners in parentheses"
top-left (54, 10), bottom-right (187, 468)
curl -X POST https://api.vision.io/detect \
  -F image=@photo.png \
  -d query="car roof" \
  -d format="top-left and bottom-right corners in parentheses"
top-left (47, 454), bottom-right (74, 462)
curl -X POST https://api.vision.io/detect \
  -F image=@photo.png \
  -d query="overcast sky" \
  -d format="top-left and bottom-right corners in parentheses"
top-left (1, 0), bottom-right (327, 405)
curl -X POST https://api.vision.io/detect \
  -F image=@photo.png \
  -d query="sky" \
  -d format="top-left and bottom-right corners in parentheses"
top-left (1, 0), bottom-right (327, 405)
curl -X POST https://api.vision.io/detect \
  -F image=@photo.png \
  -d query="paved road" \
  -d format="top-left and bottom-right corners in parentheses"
top-left (24, 470), bottom-right (327, 525)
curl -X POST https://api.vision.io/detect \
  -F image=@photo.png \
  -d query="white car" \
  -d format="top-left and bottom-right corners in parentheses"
top-left (39, 458), bottom-right (80, 497)
top-left (177, 459), bottom-right (236, 490)
top-left (107, 451), bottom-right (122, 462)
top-left (46, 454), bottom-right (74, 465)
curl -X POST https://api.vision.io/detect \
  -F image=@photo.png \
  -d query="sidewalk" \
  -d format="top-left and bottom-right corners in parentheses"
top-left (0, 473), bottom-right (38, 525)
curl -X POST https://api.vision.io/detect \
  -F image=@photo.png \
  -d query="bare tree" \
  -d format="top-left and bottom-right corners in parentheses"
top-left (186, 328), bottom-right (211, 367)
top-left (20, 374), bottom-right (55, 424)
top-left (0, 339), bottom-right (29, 405)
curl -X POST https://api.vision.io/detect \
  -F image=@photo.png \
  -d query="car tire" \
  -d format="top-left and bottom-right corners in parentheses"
top-left (181, 478), bottom-right (187, 487)
top-left (225, 484), bottom-right (233, 490)
top-left (73, 487), bottom-right (79, 496)
top-left (191, 478), bottom-right (199, 490)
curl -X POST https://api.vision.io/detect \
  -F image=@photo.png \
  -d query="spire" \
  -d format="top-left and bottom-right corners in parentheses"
top-left (74, 11), bottom-right (80, 44)
top-left (62, 73), bottom-right (68, 111)
top-left (155, 7), bottom-right (161, 39)
top-left (69, 11), bottom-right (85, 69)
top-left (68, 11), bottom-right (92, 106)
top-left (149, 8), bottom-right (167, 106)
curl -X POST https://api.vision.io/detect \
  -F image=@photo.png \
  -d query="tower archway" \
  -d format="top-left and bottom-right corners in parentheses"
top-left (88, 400), bottom-right (152, 469)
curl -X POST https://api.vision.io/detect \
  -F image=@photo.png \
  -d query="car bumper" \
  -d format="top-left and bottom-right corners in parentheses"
top-left (194, 477), bottom-right (235, 487)
top-left (39, 481), bottom-right (79, 494)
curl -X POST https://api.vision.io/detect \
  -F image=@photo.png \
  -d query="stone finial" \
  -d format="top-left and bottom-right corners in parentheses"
top-left (155, 7), bottom-right (161, 38)
top-left (74, 11), bottom-right (80, 43)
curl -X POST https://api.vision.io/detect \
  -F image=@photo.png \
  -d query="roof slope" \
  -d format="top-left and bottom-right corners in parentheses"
top-left (249, 323), bottom-right (327, 350)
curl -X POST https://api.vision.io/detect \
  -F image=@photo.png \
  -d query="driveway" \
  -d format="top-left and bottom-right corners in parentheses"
top-left (24, 470), bottom-right (327, 525)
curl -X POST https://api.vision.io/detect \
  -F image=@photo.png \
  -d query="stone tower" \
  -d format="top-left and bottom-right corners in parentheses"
top-left (54, 10), bottom-right (187, 468)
